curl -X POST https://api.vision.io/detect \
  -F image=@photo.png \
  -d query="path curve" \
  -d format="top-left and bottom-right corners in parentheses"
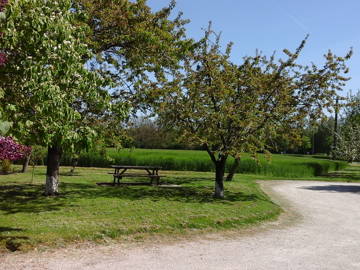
top-left (2, 181), bottom-right (360, 270)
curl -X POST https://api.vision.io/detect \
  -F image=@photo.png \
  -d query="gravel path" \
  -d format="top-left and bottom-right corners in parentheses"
top-left (2, 181), bottom-right (360, 270)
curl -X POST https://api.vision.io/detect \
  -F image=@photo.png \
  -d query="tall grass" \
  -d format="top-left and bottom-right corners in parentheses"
top-left (61, 148), bottom-right (347, 178)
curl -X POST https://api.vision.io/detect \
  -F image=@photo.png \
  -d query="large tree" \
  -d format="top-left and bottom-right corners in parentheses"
top-left (157, 30), bottom-right (351, 198)
top-left (0, 0), bottom-right (194, 195)
top-left (0, 0), bottom-right (112, 195)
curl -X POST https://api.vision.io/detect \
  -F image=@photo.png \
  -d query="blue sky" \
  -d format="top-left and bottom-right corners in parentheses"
top-left (148, 0), bottom-right (359, 96)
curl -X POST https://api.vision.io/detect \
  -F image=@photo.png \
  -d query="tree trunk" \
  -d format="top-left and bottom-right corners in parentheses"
top-left (21, 152), bottom-right (31, 173)
top-left (45, 145), bottom-right (62, 196)
top-left (226, 157), bottom-right (240, 181)
top-left (214, 159), bottom-right (226, 198)
top-left (70, 158), bottom-right (78, 175)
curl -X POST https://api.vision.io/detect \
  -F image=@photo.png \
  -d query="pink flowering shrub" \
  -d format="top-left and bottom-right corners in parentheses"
top-left (0, 136), bottom-right (31, 161)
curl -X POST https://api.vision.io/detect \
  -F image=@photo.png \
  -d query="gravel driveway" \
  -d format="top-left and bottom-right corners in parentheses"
top-left (2, 181), bottom-right (360, 270)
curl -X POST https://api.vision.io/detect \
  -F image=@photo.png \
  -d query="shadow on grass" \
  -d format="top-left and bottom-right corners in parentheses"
top-left (0, 176), bottom-right (267, 215)
top-left (0, 184), bottom-right (67, 215)
top-left (62, 182), bottom-right (261, 204)
top-left (60, 172), bottom-right (82, 177)
top-left (297, 162), bottom-right (345, 177)
top-left (163, 176), bottom-right (215, 185)
top-left (301, 185), bottom-right (360, 194)
top-left (0, 227), bottom-right (29, 252)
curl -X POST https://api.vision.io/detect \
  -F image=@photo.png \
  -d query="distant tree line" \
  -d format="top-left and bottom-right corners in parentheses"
top-left (124, 116), bottom-right (336, 155)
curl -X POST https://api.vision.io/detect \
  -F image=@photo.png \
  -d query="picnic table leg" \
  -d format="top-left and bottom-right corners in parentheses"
top-left (152, 169), bottom-right (160, 185)
top-left (155, 176), bottom-right (160, 185)
top-left (113, 168), bottom-right (118, 186)
top-left (113, 168), bottom-right (127, 185)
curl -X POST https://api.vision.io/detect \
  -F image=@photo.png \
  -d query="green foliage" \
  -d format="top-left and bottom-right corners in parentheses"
top-left (343, 91), bottom-right (360, 126)
top-left (58, 149), bottom-right (347, 178)
top-left (0, 112), bottom-right (11, 136)
top-left (333, 125), bottom-right (360, 162)
top-left (29, 145), bottom-right (47, 167)
top-left (126, 117), bottom-right (195, 149)
top-left (75, 0), bottom-right (195, 112)
top-left (0, 120), bottom-right (10, 136)
top-left (0, 0), bottom-right (112, 151)
top-left (157, 28), bottom-right (350, 159)
top-left (332, 91), bottom-right (360, 161)
top-left (0, 159), bottom-right (11, 174)
top-left (0, 113), bottom-right (12, 136)
top-left (155, 26), bottom-right (350, 196)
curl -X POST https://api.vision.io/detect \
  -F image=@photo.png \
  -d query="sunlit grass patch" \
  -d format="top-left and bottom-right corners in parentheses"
top-left (0, 166), bottom-right (281, 252)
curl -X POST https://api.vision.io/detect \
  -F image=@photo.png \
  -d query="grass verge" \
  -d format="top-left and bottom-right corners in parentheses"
top-left (0, 166), bottom-right (281, 253)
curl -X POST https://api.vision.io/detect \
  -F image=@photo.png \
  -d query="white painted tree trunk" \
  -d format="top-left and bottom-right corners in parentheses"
top-left (45, 175), bottom-right (59, 196)
top-left (214, 158), bottom-right (226, 199)
top-left (214, 181), bottom-right (224, 198)
top-left (45, 145), bottom-right (61, 196)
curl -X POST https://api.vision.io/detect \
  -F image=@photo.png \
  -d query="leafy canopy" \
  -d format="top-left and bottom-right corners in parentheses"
top-left (75, 0), bottom-right (196, 111)
top-left (157, 29), bottom-right (351, 163)
top-left (0, 0), bottom-right (113, 151)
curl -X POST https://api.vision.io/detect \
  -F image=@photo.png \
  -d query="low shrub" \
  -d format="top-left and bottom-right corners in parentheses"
top-left (0, 159), bottom-right (12, 174)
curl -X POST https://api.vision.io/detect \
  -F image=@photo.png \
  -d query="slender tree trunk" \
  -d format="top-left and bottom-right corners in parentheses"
top-left (226, 157), bottom-right (240, 182)
top-left (70, 158), bottom-right (78, 175)
top-left (45, 145), bottom-right (62, 196)
top-left (214, 158), bottom-right (227, 198)
top-left (332, 97), bottom-right (339, 159)
top-left (21, 152), bottom-right (31, 173)
top-left (203, 144), bottom-right (227, 198)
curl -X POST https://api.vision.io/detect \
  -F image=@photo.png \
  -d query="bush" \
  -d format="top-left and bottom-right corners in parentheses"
top-left (1, 159), bottom-right (12, 174)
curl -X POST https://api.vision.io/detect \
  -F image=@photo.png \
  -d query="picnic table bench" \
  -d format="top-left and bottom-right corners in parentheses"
top-left (108, 165), bottom-right (163, 185)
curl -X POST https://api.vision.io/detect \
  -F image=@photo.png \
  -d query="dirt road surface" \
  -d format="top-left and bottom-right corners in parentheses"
top-left (1, 181), bottom-right (360, 270)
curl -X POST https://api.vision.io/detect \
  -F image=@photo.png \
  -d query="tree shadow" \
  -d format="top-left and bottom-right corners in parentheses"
top-left (0, 175), bottom-right (268, 216)
top-left (300, 185), bottom-right (360, 194)
top-left (63, 182), bottom-right (261, 204)
top-left (0, 184), bottom-right (67, 215)
top-left (0, 227), bottom-right (29, 252)
top-left (165, 176), bottom-right (214, 185)
top-left (60, 172), bottom-right (82, 177)
top-left (302, 162), bottom-right (329, 176)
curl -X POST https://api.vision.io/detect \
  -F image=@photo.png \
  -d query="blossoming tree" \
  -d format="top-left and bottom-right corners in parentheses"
top-left (0, 0), bottom-right (111, 195)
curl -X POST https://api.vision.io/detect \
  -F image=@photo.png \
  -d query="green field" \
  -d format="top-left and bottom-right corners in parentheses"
top-left (0, 166), bottom-right (281, 253)
top-left (66, 148), bottom-right (347, 178)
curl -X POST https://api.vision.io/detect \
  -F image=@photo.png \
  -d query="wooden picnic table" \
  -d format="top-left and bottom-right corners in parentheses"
top-left (109, 165), bottom-right (162, 185)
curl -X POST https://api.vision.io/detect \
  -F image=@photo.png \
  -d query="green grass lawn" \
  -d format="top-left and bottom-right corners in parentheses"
top-left (1, 159), bottom-right (356, 254)
top-left (0, 166), bottom-right (282, 253)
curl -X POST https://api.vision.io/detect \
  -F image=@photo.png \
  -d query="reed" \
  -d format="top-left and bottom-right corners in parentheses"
top-left (61, 148), bottom-right (347, 178)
